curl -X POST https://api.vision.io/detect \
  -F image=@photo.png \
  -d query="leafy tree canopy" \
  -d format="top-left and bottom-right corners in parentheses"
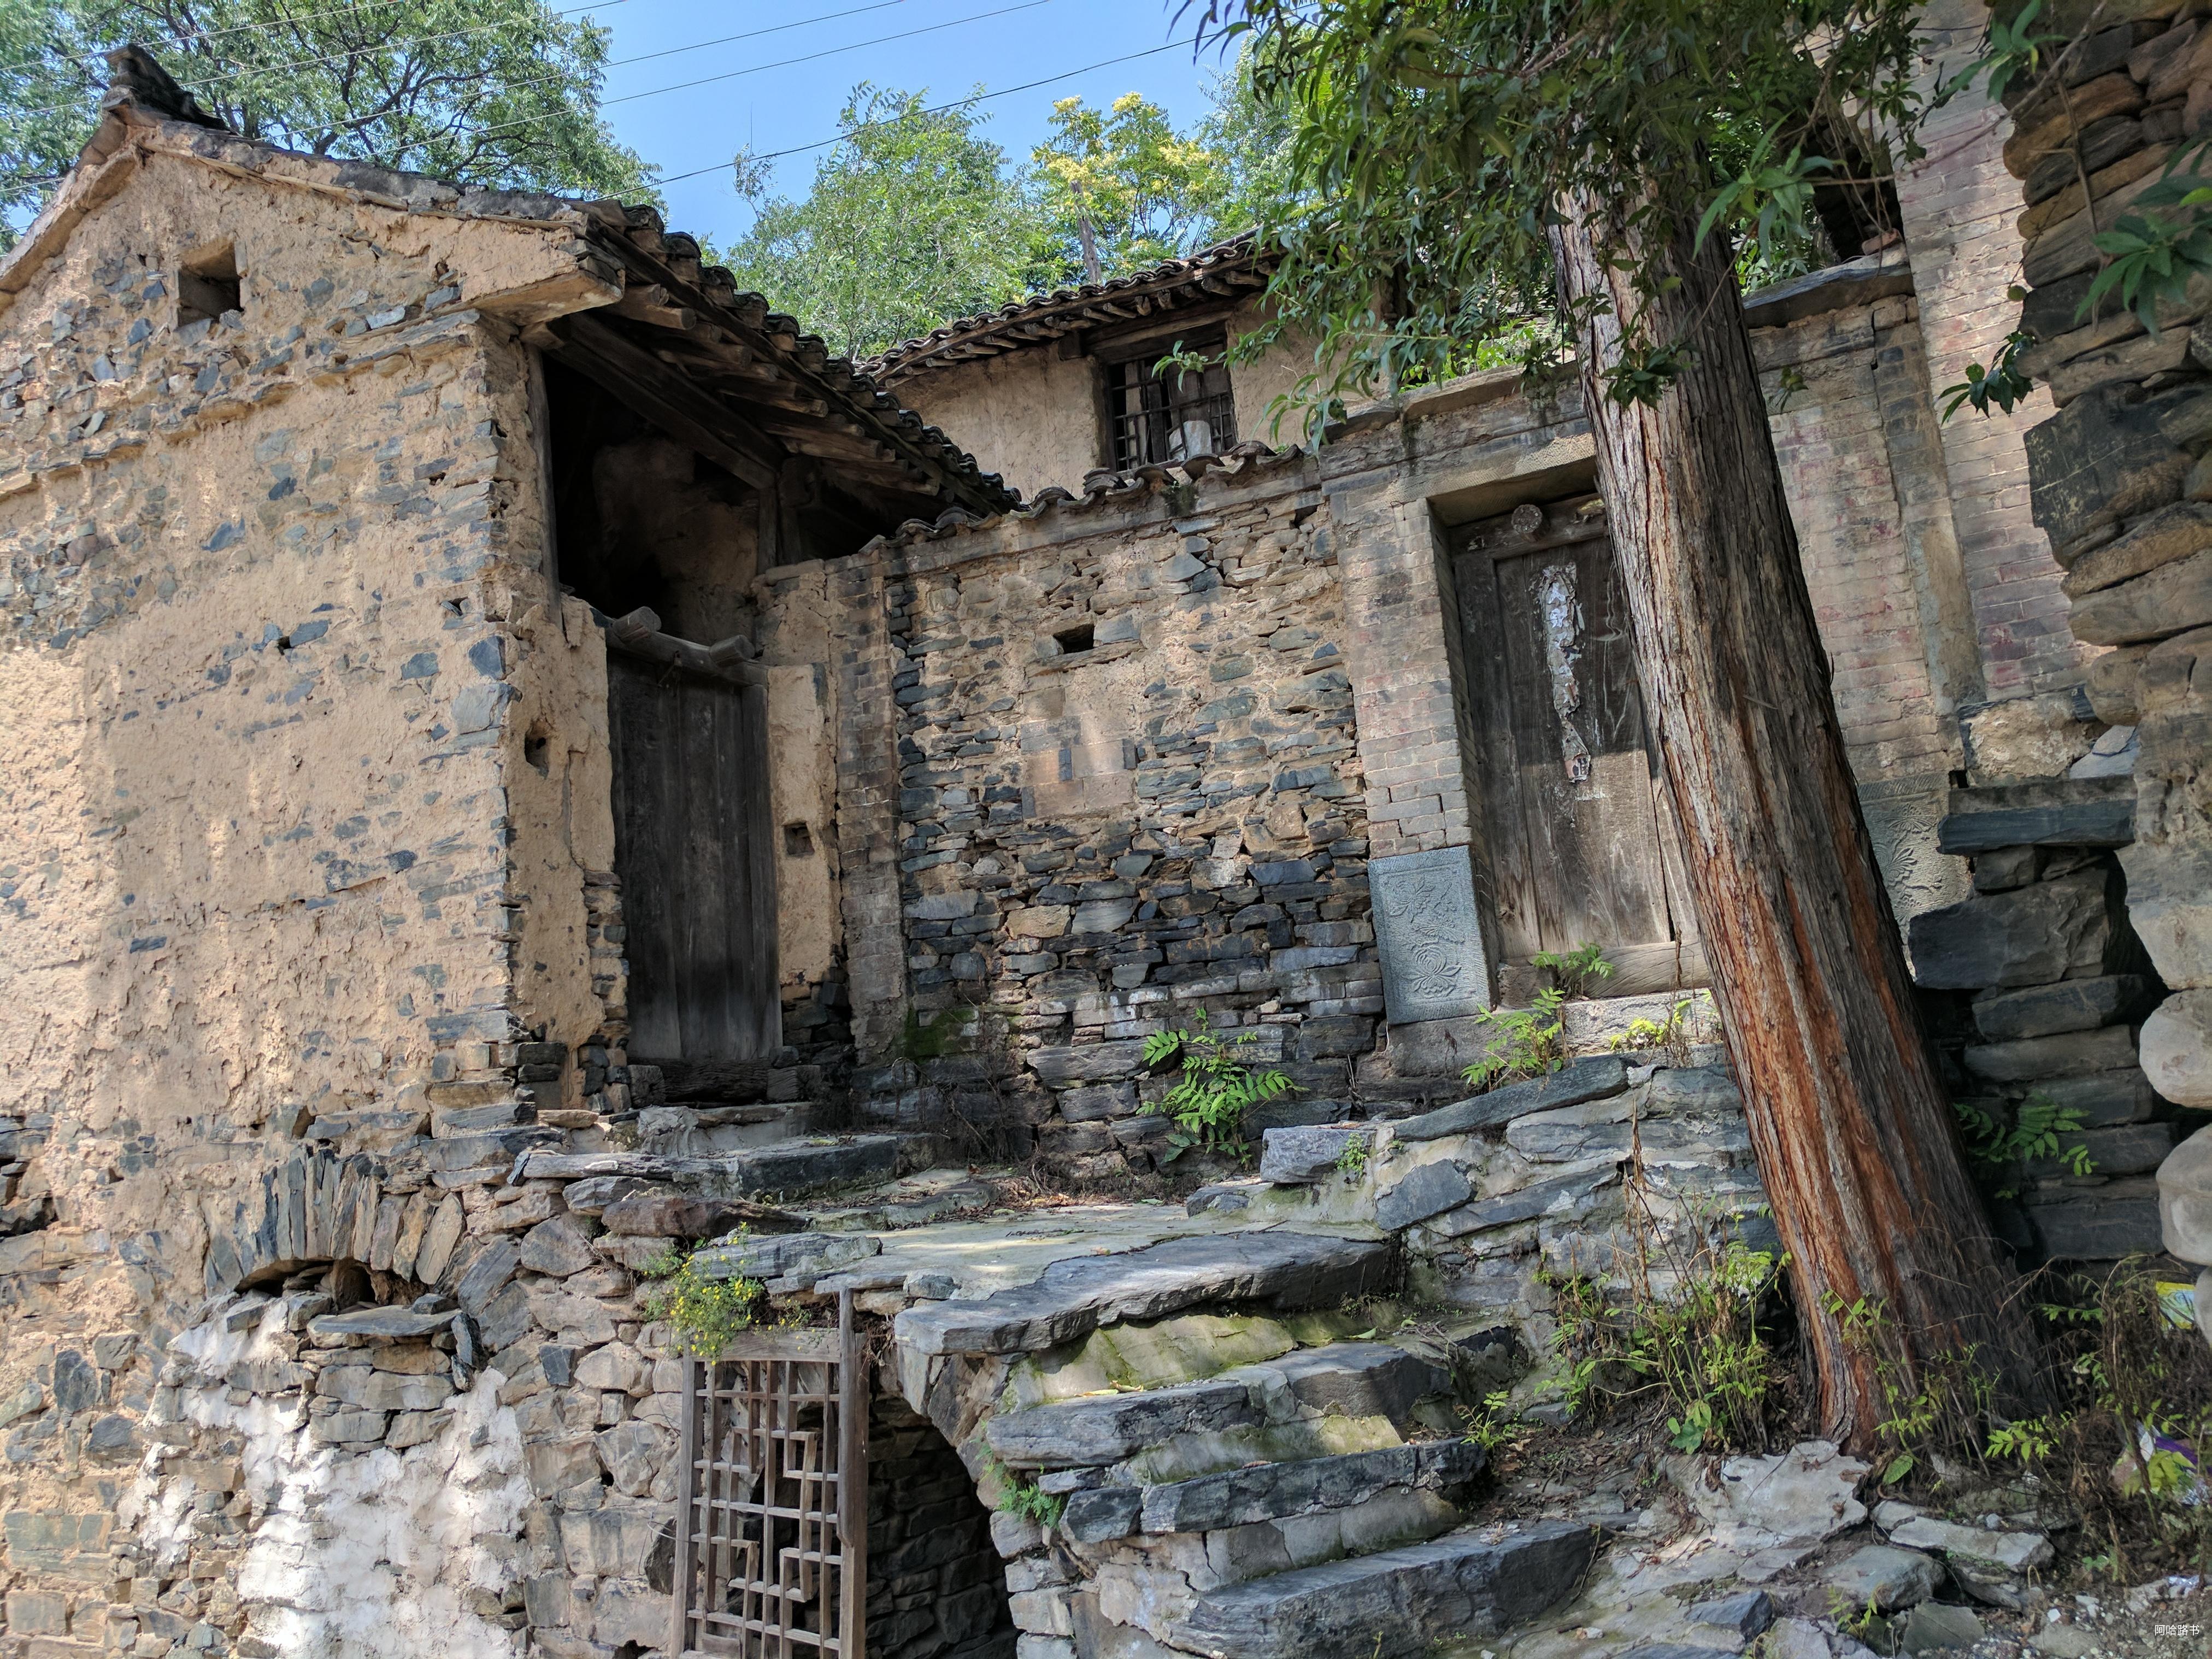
top-left (723, 64), bottom-right (1292, 362)
top-left (1031, 89), bottom-right (1227, 284)
top-left (0, 0), bottom-right (652, 240)
top-left (722, 85), bottom-right (1057, 363)
top-left (1186, 0), bottom-right (1939, 428)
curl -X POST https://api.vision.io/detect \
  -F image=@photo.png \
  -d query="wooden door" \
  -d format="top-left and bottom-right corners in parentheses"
top-left (1452, 493), bottom-right (1705, 994)
top-left (607, 649), bottom-right (780, 1063)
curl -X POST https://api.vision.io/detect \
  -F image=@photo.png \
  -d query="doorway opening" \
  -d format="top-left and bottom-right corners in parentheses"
top-left (1451, 489), bottom-right (1708, 999)
top-left (867, 1396), bottom-right (1015, 1659)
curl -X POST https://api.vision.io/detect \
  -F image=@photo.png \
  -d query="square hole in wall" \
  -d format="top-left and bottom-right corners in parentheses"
top-left (178, 242), bottom-right (241, 326)
top-left (784, 821), bottom-right (815, 857)
top-left (1053, 623), bottom-right (1095, 656)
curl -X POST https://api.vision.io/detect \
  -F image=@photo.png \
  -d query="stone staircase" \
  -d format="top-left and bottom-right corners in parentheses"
top-left (876, 1227), bottom-right (1602, 1659)
top-left (984, 1328), bottom-right (1599, 1657)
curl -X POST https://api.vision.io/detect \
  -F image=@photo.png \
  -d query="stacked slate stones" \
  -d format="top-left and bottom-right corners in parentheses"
top-left (1908, 777), bottom-right (2174, 1260)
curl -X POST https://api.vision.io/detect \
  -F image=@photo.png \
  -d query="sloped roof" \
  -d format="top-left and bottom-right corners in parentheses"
top-left (862, 235), bottom-right (1274, 386)
top-left (10, 46), bottom-right (1016, 514)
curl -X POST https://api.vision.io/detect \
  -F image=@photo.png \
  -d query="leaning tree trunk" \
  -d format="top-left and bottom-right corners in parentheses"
top-left (1549, 194), bottom-right (2042, 1445)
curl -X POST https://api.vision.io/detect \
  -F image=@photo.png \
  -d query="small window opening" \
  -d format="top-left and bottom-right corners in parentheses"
top-left (783, 821), bottom-right (814, 857)
top-left (523, 724), bottom-right (552, 776)
top-left (1054, 623), bottom-right (1095, 656)
top-left (1105, 326), bottom-right (1236, 469)
top-left (178, 242), bottom-right (241, 327)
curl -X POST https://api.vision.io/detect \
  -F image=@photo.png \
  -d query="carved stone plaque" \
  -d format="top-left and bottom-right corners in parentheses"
top-left (1369, 845), bottom-right (1493, 1025)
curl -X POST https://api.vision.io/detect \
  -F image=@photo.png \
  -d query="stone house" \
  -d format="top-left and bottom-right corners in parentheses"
top-left (0, 16), bottom-right (2199, 1659)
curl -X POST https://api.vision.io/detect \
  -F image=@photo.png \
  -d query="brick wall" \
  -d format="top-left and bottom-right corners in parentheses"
top-left (1897, 0), bottom-right (2089, 697)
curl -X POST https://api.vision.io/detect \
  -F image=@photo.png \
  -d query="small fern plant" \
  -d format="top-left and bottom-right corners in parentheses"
top-left (1462, 944), bottom-right (1614, 1090)
top-left (1142, 1009), bottom-right (1292, 1163)
top-left (1953, 1093), bottom-right (2096, 1199)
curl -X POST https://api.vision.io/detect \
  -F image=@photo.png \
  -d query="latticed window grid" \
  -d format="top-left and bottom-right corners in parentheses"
top-left (1107, 333), bottom-right (1237, 469)
top-left (673, 1313), bottom-right (867, 1657)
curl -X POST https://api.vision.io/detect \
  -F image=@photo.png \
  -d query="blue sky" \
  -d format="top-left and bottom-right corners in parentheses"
top-left (583, 0), bottom-right (1220, 250)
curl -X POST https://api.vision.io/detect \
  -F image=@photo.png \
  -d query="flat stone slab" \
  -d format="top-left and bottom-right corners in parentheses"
top-left (1261, 1125), bottom-right (1370, 1185)
top-left (1140, 1440), bottom-right (1483, 1534)
top-left (1886, 1515), bottom-right (2052, 1573)
top-left (1972, 974), bottom-right (2158, 1042)
top-left (513, 1135), bottom-right (923, 1199)
top-left (1223, 1343), bottom-right (1448, 1432)
top-left (305, 1307), bottom-right (454, 1341)
top-left (1826, 1544), bottom-right (1943, 1611)
top-left (1375, 1160), bottom-right (1473, 1231)
top-left (1936, 776), bottom-right (2136, 854)
top-left (985, 1379), bottom-right (1257, 1468)
top-left (1392, 1057), bottom-right (1630, 1142)
top-left (895, 1231), bottom-right (1396, 1360)
top-left (1166, 1519), bottom-right (1597, 1658)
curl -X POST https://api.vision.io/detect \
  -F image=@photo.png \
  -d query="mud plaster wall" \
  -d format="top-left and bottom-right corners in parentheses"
top-left (0, 148), bottom-right (622, 1639)
top-left (893, 299), bottom-right (1310, 504)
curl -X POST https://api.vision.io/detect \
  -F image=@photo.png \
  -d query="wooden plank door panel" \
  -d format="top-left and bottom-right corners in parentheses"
top-left (1454, 495), bottom-right (1687, 980)
top-left (608, 651), bottom-right (779, 1063)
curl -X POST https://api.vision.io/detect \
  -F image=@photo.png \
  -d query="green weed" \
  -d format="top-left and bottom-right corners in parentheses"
top-left (1140, 1009), bottom-right (1293, 1163)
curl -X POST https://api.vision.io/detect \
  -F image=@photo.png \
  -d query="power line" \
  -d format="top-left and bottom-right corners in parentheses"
top-left (652, 38), bottom-right (1196, 187)
top-left (372, 0), bottom-right (1061, 145)
top-left (602, 0), bottom-right (1057, 107)
top-left (180, 0), bottom-right (910, 98)
top-left (1, 0), bottom-right (635, 81)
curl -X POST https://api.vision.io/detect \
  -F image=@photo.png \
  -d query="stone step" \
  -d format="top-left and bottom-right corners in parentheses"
top-left (511, 1132), bottom-right (932, 1201)
top-left (1225, 1341), bottom-right (1448, 1435)
top-left (1164, 1518), bottom-right (1599, 1659)
top-left (1063, 1439), bottom-right (1486, 1542)
top-left (893, 1229), bottom-right (1396, 1360)
top-left (635, 1100), bottom-right (804, 1157)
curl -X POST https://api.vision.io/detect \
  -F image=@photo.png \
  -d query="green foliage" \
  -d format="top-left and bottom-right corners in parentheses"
top-left (1611, 995), bottom-right (1699, 1067)
top-left (1334, 1134), bottom-right (1370, 1181)
top-left (1950, 0), bottom-right (2064, 106)
top-left (1140, 1010), bottom-right (1292, 1163)
top-left (724, 85), bottom-right (1055, 362)
top-left (1461, 1387), bottom-right (1526, 1455)
top-left (2082, 170), bottom-right (2212, 331)
top-left (1032, 90), bottom-right (1229, 285)
top-left (1546, 1227), bottom-right (1787, 1453)
top-left (1942, 322), bottom-right (2037, 419)
top-left (642, 1239), bottom-right (762, 1360)
top-left (980, 1450), bottom-right (1066, 1526)
top-left (1461, 945), bottom-right (1611, 1090)
top-left (0, 0), bottom-right (650, 238)
top-left (1183, 0), bottom-right (1937, 433)
top-left (1953, 1094), bottom-right (2095, 1198)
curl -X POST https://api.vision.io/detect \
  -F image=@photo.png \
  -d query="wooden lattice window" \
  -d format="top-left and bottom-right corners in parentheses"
top-left (1105, 326), bottom-right (1237, 469)
top-left (673, 1302), bottom-right (868, 1656)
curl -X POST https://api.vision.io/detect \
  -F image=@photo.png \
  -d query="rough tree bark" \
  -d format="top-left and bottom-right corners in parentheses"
top-left (1549, 195), bottom-right (2042, 1445)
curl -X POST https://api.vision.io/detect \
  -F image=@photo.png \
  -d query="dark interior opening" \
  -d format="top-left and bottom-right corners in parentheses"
top-left (178, 242), bottom-right (240, 325)
top-left (784, 821), bottom-right (815, 857)
top-left (1052, 622), bottom-right (1095, 656)
top-left (867, 1396), bottom-right (1014, 1659)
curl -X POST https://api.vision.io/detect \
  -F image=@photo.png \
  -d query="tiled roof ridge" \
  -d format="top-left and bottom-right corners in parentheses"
top-left (864, 437), bottom-right (1307, 554)
top-left (861, 233), bottom-right (1270, 383)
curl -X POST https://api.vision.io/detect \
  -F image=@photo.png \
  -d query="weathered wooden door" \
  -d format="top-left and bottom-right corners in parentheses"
top-left (607, 648), bottom-right (780, 1062)
top-left (1452, 492), bottom-right (1705, 993)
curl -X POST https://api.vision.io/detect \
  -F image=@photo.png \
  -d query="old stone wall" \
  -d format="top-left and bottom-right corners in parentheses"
top-left (1963, 1), bottom-right (2212, 1314)
top-left (0, 144), bottom-right (634, 1647)
top-left (831, 447), bottom-right (1378, 1176)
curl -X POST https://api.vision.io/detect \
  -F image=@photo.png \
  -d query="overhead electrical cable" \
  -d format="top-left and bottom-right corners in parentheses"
top-left (650, 37), bottom-right (1196, 187)
top-left (1, 0), bottom-right (637, 81)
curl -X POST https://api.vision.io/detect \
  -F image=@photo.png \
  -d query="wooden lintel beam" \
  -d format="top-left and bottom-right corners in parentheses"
top-left (538, 313), bottom-right (780, 491)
